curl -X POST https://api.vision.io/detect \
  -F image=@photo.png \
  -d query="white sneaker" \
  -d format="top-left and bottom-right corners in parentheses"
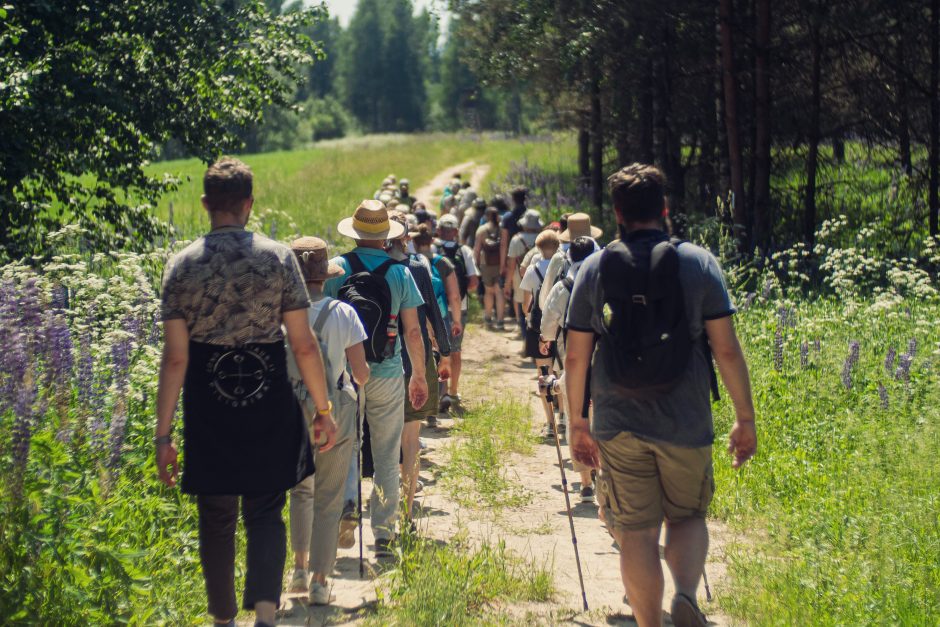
top-left (288, 568), bottom-right (308, 593)
top-left (309, 580), bottom-right (334, 606)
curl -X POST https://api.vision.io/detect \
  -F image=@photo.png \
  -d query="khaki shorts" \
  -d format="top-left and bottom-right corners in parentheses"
top-left (404, 350), bottom-right (439, 423)
top-left (480, 264), bottom-right (500, 287)
top-left (597, 432), bottom-right (714, 531)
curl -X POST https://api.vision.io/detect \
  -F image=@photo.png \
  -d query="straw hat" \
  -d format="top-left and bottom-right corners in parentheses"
top-left (559, 212), bottom-right (602, 242)
top-left (337, 199), bottom-right (405, 241)
top-left (290, 236), bottom-right (345, 281)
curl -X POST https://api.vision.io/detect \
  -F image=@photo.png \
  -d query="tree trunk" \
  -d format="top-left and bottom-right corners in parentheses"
top-left (639, 58), bottom-right (655, 164)
top-left (804, 12), bottom-right (823, 248)
top-left (719, 0), bottom-right (748, 250)
top-left (753, 0), bottom-right (771, 250)
top-left (590, 61), bottom-right (604, 212)
top-left (897, 20), bottom-right (913, 176)
top-left (931, 0), bottom-right (939, 236)
top-left (578, 113), bottom-right (591, 185)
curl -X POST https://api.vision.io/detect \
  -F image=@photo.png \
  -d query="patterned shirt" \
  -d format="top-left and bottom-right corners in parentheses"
top-left (160, 226), bottom-right (310, 345)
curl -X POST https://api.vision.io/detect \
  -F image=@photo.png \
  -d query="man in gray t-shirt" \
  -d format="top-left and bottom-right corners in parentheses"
top-left (564, 163), bottom-right (757, 627)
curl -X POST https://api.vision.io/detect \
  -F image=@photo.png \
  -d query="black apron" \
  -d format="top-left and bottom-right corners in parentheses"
top-left (181, 340), bottom-right (314, 495)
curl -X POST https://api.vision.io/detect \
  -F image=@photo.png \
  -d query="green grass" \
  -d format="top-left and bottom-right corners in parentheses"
top-left (439, 399), bottom-right (537, 510)
top-left (709, 296), bottom-right (940, 625)
top-left (147, 132), bottom-right (577, 243)
top-left (369, 531), bottom-right (553, 626)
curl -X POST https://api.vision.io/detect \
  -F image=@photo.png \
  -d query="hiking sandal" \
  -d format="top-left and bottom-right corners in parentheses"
top-left (670, 592), bottom-right (707, 627)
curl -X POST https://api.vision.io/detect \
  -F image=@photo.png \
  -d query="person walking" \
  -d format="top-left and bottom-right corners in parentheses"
top-left (505, 209), bottom-right (543, 338)
top-left (564, 164), bottom-right (757, 627)
top-left (385, 213), bottom-right (452, 521)
top-left (436, 214), bottom-right (479, 410)
top-left (538, 212), bottom-right (603, 311)
top-left (538, 236), bottom-right (598, 501)
top-left (473, 206), bottom-right (507, 330)
top-left (324, 200), bottom-right (429, 556)
top-left (155, 158), bottom-right (337, 627)
top-left (285, 237), bottom-right (370, 606)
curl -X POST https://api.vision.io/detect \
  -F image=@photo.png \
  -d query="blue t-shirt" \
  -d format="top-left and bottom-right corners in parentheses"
top-left (324, 247), bottom-right (424, 379)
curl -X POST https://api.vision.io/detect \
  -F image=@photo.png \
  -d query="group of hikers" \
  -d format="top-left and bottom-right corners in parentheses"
top-left (154, 157), bottom-right (757, 627)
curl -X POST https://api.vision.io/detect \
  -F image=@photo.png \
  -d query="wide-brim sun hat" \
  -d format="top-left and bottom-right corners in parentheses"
top-left (520, 209), bottom-right (544, 231)
top-left (559, 212), bottom-right (603, 242)
top-left (290, 236), bottom-right (345, 280)
top-left (337, 199), bottom-right (405, 241)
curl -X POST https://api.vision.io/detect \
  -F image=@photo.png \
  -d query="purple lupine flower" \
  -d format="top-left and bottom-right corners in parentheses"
top-left (42, 312), bottom-right (74, 385)
top-left (841, 357), bottom-right (854, 390)
top-left (884, 347), bottom-right (897, 375)
top-left (895, 354), bottom-right (912, 382)
top-left (742, 293), bottom-right (757, 311)
top-left (776, 306), bottom-right (789, 328)
top-left (848, 341), bottom-right (860, 368)
top-left (50, 283), bottom-right (69, 310)
top-left (147, 314), bottom-right (162, 346)
top-left (878, 383), bottom-right (889, 409)
top-left (761, 277), bottom-right (773, 299)
top-left (108, 400), bottom-right (128, 470)
top-left (11, 371), bottom-right (38, 493)
top-left (773, 328), bottom-right (784, 371)
top-left (906, 338), bottom-right (918, 358)
top-left (814, 339), bottom-right (821, 353)
top-left (800, 341), bottom-right (809, 368)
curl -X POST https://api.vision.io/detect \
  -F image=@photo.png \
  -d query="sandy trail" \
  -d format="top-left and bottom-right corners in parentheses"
top-left (258, 162), bottom-right (733, 626)
top-left (412, 160), bottom-right (491, 209)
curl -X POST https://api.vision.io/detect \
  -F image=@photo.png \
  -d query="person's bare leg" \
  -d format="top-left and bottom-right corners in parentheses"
top-left (663, 517), bottom-right (708, 600)
top-left (617, 526), bottom-right (664, 627)
top-left (255, 601), bottom-right (276, 625)
top-left (483, 289), bottom-right (494, 321)
top-left (400, 421), bottom-right (422, 518)
top-left (579, 469), bottom-right (593, 487)
top-left (494, 287), bottom-right (506, 323)
top-left (449, 351), bottom-right (462, 396)
top-left (293, 550), bottom-right (307, 570)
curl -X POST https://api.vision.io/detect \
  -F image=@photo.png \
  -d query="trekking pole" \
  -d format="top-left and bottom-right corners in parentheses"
top-left (356, 389), bottom-right (364, 579)
top-left (702, 568), bottom-right (713, 602)
top-left (539, 365), bottom-right (589, 611)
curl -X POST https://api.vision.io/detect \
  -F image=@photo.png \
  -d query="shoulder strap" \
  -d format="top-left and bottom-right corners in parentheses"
top-left (373, 258), bottom-right (396, 278)
top-left (433, 255), bottom-right (449, 273)
top-left (342, 252), bottom-right (366, 275)
top-left (534, 265), bottom-right (544, 283)
top-left (312, 298), bottom-right (336, 336)
top-left (562, 275), bottom-right (574, 291)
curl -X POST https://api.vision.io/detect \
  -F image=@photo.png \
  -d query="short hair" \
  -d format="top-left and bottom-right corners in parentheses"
top-left (535, 229), bottom-right (560, 256)
top-left (484, 206), bottom-right (501, 225)
top-left (203, 157), bottom-right (253, 214)
top-left (510, 186), bottom-right (528, 204)
top-left (569, 236), bottom-right (595, 263)
top-left (607, 163), bottom-right (666, 223)
top-left (412, 223), bottom-right (434, 248)
top-left (491, 194), bottom-right (509, 214)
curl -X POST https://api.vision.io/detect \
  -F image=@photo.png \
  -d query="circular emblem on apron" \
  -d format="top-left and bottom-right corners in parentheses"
top-left (206, 347), bottom-right (274, 407)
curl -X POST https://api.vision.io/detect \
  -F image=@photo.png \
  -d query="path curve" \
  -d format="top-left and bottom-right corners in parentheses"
top-left (412, 160), bottom-right (491, 209)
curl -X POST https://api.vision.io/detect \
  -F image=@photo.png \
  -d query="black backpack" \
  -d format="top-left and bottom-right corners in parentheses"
top-left (440, 241), bottom-right (469, 299)
top-left (526, 264), bottom-right (547, 331)
top-left (337, 253), bottom-right (397, 363)
top-left (596, 235), bottom-right (693, 399)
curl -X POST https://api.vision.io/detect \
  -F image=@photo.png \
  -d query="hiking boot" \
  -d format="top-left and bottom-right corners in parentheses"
top-left (495, 319), bottom-right (505, 331)
top-left (580, 485), bottom-right (596, 504)
top-left (426, 414), bottom-right (439, 427)
top-left (439, 394), bottom-right (453, 414)
top-left (288, 568), bottom-right (309, 593)
top-left (542, 424), bottom-right (555, 439)
top-left (338, 500), bottom-right (357, 549)
top-left (374, 537), bottom-right (395, 558)
top-left (671, 592), bottom-right (707, 627)
top-left (308, 581), bottom-right (334, 606)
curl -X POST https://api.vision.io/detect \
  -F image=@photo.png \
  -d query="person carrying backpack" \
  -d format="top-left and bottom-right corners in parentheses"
top-left (284, 237), bottom-right (370, 605)
top-left (564, 164), bottom-right (757, 627)
top-left (538, 236), bottom-right (598, 503)
top-left (323, 199), bottom-right (429, 557)
top-left (473, 206), bottom-right (507, 330)
top-left (437, 214), bottom-right (479, 410)
top-left (538, 212), bottom-right (603, 312)
top-left (505, 209), bottom-right (543, 338)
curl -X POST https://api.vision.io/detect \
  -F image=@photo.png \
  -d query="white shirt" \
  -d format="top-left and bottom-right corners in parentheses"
top-left (540, 259), bottom-right (586, 362)
top-left (520, 258), bottom-right (552, 293)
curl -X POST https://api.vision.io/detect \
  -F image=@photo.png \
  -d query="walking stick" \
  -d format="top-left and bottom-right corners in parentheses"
top-left (539, 365), bottom-right (589, 611)
top-left (356, 389), bottom-right (364, 579)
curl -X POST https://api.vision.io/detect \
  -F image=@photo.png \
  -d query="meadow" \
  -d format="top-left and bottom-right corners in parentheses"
top-left (1, 133), bottom-right (938, 625)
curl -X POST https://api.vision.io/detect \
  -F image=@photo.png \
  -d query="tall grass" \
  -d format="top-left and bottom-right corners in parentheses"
top-left (710, 296), bottom-right (940, 625)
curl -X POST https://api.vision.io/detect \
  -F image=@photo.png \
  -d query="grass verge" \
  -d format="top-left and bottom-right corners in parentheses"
top-left (439, 399), bottom-right (537, 509)
top-left (369, 530), bottom-right (553, 626)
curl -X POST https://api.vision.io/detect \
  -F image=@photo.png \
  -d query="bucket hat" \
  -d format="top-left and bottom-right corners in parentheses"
top-left (558, 212), bottom-right (603, 242)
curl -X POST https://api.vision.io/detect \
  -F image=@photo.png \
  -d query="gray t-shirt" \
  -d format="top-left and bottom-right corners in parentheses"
top-left (161, 226), bottom-right (310, 345)
top-left (566, 232), bottom-right (735, 447)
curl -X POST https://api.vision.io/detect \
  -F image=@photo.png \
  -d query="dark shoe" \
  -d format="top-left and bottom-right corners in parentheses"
top-left (671, 592), bottom-right (707, 627)
top-left (439, 394), bottom-right (453, 414)
top-left (542, 424), bottom-right (555, 439)
top-left (375, 537), bottom-right (395, 558)
top-left (580, 485), bottom-right (596, 504)
top-left (426, 414), bottom-right (439, 428)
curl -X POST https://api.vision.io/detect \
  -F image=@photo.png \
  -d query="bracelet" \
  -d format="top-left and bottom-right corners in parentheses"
top-left (154, 434), bottom-right (173, 446)
top-left (316, 400), bottom-right (333, 416)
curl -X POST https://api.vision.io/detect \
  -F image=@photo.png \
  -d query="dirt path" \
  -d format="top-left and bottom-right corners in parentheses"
top-left (262, 162), bottom-right (734, 626)
top-left (412, 160), bottom-right (491, 209)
